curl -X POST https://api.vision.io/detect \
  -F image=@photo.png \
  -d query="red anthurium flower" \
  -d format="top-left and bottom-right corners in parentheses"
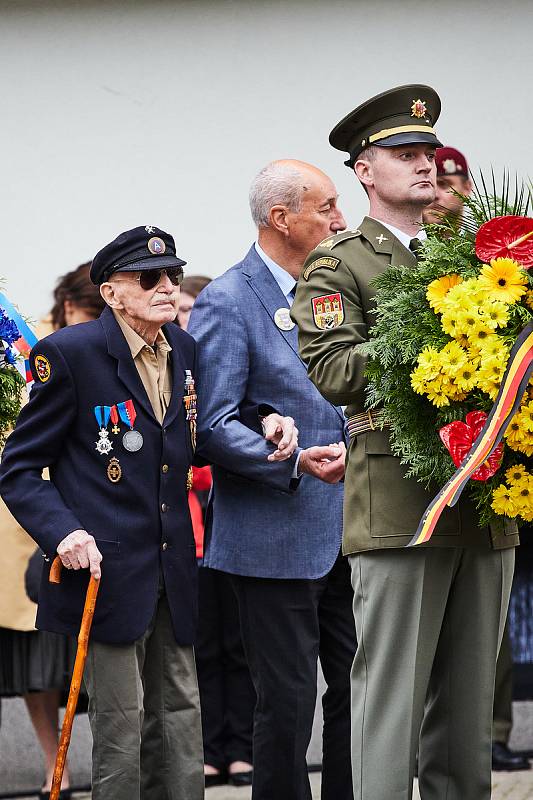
top-left (475, 215), bottom-right (533, 269)
top-left (439, 410), bottom-right (504, 481)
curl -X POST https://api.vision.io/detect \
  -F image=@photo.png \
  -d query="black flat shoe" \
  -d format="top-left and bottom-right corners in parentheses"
top-left (492, 741), bottom-right (531, 771)
top-left (228, 769), bottom-right (253, 787)
top-left (205, 772), bottom-right (227, 788)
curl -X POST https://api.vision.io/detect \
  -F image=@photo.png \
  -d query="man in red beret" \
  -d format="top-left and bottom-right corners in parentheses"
top-left (423, 146), bottom-right (472, 226)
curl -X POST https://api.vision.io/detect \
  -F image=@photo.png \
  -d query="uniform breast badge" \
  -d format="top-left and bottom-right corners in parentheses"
top-left (117, 399), bottom-right (144, 452)
top-left (94, 406), bottom-right (113, 455)
top-left (107, 457), bottom-right (122, 483)
top-left (184, 370), bottom-right (197, 452)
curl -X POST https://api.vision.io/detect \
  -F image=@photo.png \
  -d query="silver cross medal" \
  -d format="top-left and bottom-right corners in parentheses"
top-left (96, 428), bottom-right (113, 455)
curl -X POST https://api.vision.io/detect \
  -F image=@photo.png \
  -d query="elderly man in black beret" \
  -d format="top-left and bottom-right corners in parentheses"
top-left (0, 225), bottom-right (297, 800)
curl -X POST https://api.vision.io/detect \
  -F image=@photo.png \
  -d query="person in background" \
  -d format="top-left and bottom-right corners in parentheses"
top-left (189, 160), bottom-right (355, 800)
top-left (426, 146), bottom-right (529, 773)
top-left (422, 146), bottom-right (472, 226)
top-left (0, 262), bottom-right (104, 800)
top-left (178, 275), bottom-right (256, 788)
top-left (177, 275), bottom-right (211, 330)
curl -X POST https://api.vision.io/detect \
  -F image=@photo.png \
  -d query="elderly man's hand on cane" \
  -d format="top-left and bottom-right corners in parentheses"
top-left (56, 530), bottom-right (103, 579)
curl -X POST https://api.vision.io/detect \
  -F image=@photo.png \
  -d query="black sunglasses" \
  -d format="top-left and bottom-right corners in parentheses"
top-left (137, 267), bottom-right (184, 291)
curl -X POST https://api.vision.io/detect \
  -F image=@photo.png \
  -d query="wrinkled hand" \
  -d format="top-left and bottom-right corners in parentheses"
top-left (262, 413), bottom-right (299, 462)
top-left (57, 529), bottom-right (102, 580)
top-left (298, 442), bottom-right (346, 483)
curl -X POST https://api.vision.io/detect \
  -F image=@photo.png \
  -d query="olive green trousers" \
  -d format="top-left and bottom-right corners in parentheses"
top-left (83, 591), bottom-right (204, 800)
top-left (349, 546), bottom-right (514, 800)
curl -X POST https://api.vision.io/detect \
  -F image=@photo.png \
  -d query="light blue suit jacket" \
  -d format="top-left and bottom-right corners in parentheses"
top-left (189, 246), bottom-right (346, 579)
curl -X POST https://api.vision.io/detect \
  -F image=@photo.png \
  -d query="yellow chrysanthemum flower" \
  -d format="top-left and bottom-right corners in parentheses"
top-left (440, 311), bottom-right (459, 337)
top-left (467, 326), bottom-right (493, 350)
top-left (509, 478), bottom-right (533, 517)
top-left (525, 289), bottom-right (533, 310)
top-left (439, 341), bottom-right (468, 376)
top-left (491, 484), bottom-right (519, 518)
top-left (504, 418), bottom-right (533, 456)
top-left (478, 301), bottom-right (510, 330)
top-left (517, 401), bottom-right (533, 433)
top-left (426, 274), bottom-right (463, 313)
top-left (477, 335), bottom-right (509, 361)
top-left (410, 365), bottom-right (429, 395)
top-left (478, 258), bottom-right (528, 304)
top-left (454, 364), bottom-right (478, 392)
top-left (505, 465), bottom-right (528, 484)
top-left (416, 347), bottom-right (442, 380)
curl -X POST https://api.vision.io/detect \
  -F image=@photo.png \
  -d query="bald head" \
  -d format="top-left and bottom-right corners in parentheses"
top-left (249, 159), bottom-right (333, 228)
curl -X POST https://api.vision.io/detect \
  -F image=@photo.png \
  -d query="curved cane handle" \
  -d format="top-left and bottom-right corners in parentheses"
top-left (49, 555), bottom-right (63, 584)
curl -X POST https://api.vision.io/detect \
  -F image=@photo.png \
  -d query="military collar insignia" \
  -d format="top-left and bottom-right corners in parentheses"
top-left (375, 234), bottom-right (388, 245)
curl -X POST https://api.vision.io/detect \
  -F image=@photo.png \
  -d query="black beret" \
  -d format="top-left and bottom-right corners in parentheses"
top-left (329, 84), bottom-right (443, 168)
top-left (90, 225), bottom-right (186, 285)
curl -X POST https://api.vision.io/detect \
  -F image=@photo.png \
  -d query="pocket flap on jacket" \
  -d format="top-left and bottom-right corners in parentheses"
top-left (363, 430), bottom-right (393, 455)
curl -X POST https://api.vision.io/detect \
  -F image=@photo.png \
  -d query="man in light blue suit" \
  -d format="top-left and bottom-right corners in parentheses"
top-left (189, 160), bottom-right (356, 800)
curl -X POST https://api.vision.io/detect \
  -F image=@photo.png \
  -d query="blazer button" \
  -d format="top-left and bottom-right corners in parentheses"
top-left (161, 464), bottom-right (169, 473)
top-left (161, 502), bottom-right (168, 512)
top-left (162, 542), bottom-right (168, 551)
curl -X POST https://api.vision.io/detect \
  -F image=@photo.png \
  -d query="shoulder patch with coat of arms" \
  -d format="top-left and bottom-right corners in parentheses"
top-left (311, 293), bottom-right (345, 330)
top-left (34, 354), bottom-right (51, 382)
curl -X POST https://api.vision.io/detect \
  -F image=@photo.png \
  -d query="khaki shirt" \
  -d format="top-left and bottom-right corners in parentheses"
top-left (113, 311), bottom-right (173, 424)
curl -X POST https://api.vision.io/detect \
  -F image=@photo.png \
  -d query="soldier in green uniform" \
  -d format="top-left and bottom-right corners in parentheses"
top-left (291, 85), bottom-right (518, 800)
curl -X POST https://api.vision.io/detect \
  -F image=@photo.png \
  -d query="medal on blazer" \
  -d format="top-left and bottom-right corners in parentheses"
top-left (94, 406), bottom-right (113, 455)
top-left (117, 399), bottom-right (144, 452)
top-left (107, 457), bottom-right (122, 483)
top-left (110, 405), bottom-right (120, 435)
top-left (184, 370), bottom-right (197, 452)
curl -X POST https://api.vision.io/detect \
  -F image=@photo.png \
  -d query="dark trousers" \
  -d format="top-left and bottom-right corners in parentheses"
top-left (493, 618), bottom-right (513, 744)
top-left (196, 566), bottom-right (255, 769)
top-left (231, 554), bottom-right (356, 800)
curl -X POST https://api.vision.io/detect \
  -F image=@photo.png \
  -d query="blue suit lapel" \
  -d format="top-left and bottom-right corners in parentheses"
top-left (242, 246), bottom-right (302, 362)
top-left (241, 246), bottom-right (345, 427)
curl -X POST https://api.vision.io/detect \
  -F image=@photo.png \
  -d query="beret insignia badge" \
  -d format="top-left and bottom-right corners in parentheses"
top-left (35, 354), bottom-right (51, 382)
top-left (312, 293), bottom-right (344, 330)
top-left (147, 236), bottom-right (166, 255)
top-left (443, 158), bottom-right (457, 174)
top-left (410, 99), bottom-right (427, 119)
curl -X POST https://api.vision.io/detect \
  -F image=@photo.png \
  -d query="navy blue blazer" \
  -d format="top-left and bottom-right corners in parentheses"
top-left (0, 307), bottom-right (198, 645)
top-left (188, 246), bottom-right (346, 580)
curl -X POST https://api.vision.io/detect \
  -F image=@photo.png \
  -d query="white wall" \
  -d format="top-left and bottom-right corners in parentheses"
top-left (2, 0), bottom-right (532, 320)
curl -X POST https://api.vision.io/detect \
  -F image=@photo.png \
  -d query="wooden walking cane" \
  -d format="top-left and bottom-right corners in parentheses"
top-left (48, 556), bottom-right (100, 800)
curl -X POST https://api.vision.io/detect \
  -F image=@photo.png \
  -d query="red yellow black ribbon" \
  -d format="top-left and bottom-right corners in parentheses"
top-left (408, 320), bottom-right (533, 547)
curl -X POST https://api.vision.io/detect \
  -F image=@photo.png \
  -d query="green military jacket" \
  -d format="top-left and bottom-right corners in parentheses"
top-left (291, 216), bottom-right (519, 556)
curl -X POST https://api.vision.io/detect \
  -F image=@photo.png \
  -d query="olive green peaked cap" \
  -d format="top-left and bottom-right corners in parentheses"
top-left (329, 84), bottom-right (443, 168)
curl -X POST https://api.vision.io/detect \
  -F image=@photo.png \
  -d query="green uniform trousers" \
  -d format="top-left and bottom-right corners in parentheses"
top-left (493, 619), bottom-right (513, 744)
top-left (349, 546), bottom-right (514, 800)
top-left (83, 589), bottom-right (204, 800)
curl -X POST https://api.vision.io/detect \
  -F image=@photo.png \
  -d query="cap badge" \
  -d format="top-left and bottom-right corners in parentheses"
top-left (147, 236), bottom-right (166, 255)
top-left (411, 99), bottom-right (427, 119)
top-left (145, 225), bottom-right (156, 234)
top-left (443, 158), bottom-right (457, 174)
